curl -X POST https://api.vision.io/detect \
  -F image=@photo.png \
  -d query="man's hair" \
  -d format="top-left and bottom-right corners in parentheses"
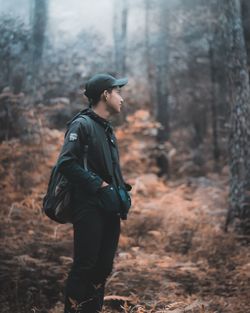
top-left (89, 87), bottom-right (114, 107)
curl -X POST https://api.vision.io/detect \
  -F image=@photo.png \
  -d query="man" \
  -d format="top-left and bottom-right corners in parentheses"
top-left (57, 73), bottom-right (132, 313)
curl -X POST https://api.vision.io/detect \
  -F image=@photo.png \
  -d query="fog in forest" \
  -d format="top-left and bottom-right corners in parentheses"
top-left (0, 0), bottom-right (183, 105)
top-left (0, 0), bottom-right (147, 44)
top-left (1, 1), bottom-right (250, 312)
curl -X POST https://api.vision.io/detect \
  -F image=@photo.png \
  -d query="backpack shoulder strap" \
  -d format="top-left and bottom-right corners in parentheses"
top-left (66, 114), bottom-right (93, 142)
top-left (76, 114), bottom-right (94, 170)
top-left (78, 114), bottom-right (95, 143)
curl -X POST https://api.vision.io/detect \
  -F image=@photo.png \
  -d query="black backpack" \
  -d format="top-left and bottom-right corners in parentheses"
top-left (42, 165), bottom-right (73, 223)
top-left (42, 115), bottom-right (89, 224)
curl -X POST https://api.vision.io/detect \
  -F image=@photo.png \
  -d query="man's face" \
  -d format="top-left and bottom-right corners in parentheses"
top-left (106, 87), bottom-right (124, 114)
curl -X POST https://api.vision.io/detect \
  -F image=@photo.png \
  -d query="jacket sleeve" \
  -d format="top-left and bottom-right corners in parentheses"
top-left (57, 118), bottom-right (103, 194)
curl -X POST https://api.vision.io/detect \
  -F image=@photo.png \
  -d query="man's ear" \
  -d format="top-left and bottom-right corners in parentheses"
top-left (103, 90), bottom-right (109, 101)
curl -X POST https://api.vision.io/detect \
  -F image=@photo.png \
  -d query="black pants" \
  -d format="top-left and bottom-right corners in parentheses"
top-left (64, 208), bottom-right (120, 313)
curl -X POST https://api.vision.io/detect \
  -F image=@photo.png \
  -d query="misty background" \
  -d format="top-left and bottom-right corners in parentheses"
top-left (1, 0), bottom-right (250, 227)
top-left (1, 1), bottom-right (250, 312)
top-left (1, 0), bottom-right (250, 226)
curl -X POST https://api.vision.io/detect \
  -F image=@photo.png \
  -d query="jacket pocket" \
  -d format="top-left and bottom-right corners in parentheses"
top-left (97, 184), bottom-right (121, 214)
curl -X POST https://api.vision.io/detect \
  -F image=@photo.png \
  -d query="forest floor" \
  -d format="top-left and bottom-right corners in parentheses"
top-left (0, 109), bottom-right (249, 313)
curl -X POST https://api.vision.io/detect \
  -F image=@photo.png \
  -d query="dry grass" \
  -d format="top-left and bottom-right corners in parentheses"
top-left (0, 110), bottom-right (249, 313)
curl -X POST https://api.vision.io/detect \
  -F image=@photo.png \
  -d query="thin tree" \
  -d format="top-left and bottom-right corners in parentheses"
top-left (113, 0), bottom-right (128, 76)
top-left (156, 0), bottom-right (171, 143)
top-left (30, 0), bottom-right (48, 76)
top-left (241, 0), bottom-right (250, 74)
top-left (208, 42), bottom-right (220, 166)
top-left (144, 0), bottom-right (156, 108)
top-left (207, 1), bottom-right (226, 168)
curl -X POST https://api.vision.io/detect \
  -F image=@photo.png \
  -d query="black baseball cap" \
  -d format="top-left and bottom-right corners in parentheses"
top-left (84, 73), bottom-right (128, 99)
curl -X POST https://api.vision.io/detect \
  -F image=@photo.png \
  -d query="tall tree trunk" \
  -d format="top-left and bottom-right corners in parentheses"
top-left (241, 0), bottom-right (250, 75)
top-left (145, 0), bottom-right (150, 82)
top-left (113, 0), bottom-right (128, 76)
top-left (208, 0), bottom-right (231, 169)
top-left (209, 43), bottom-right (220, 167)
top-left (144, 0), bottom-right (155, 108)
top-left (30, 0), bottom-right (48, 76)
top-left (226, 0), bottom-right (250, 233)
top-left (156, 0), bottom-right (170, 143)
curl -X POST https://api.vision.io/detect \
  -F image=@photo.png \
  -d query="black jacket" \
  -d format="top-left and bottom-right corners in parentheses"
top-left (57, 108), bottom-right (131, 222)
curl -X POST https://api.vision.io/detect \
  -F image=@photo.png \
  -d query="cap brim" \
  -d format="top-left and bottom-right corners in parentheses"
top-left (112, 77), bottom-right (128, 88)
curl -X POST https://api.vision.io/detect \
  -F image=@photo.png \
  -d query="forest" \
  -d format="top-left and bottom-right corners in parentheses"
top-left (0, 0), bottom-right (250, 312)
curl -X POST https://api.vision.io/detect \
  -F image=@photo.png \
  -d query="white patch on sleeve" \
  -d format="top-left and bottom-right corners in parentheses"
top-left (69, 133), bottom-right (78, 141)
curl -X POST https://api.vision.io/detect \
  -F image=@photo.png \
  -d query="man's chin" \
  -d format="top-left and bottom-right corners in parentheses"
top-left (107, 107), bottom-right (120, 115)
top-left (113, 105), bottom-right (122, 114)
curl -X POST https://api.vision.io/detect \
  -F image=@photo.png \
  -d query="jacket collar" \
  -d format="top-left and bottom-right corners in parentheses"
top-left (67, 108), bottom-right (113, 134)
top-left (80, 108), bottom-right (113, 134)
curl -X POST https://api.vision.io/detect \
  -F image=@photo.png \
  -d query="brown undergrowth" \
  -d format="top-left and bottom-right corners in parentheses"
top-left (0, 110), bottom-right (249, 313)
